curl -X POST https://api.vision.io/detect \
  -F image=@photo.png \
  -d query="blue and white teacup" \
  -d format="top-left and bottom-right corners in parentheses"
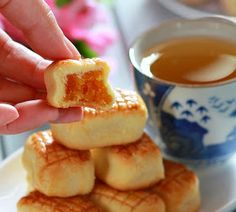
top-left (129, 17), bottom-right (236, 165)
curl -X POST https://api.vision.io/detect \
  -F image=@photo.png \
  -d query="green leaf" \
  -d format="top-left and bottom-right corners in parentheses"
top-left (55, 0), bottom-right (72, 7)
top-left (73, 40), bottom-right (98, 58)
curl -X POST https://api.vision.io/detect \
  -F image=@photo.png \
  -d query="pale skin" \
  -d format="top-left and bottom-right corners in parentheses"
top-left (0, 0), bottom-right (83, 134)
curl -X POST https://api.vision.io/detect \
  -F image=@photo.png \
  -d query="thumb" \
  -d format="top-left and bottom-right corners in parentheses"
top-left (0, 103), bottom-right (19, 126)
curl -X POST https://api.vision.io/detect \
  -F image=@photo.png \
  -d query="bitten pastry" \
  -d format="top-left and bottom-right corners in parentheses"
top-left (220, 0), bottom-right (236, 16)
top-left (22, 130), bottom-right (95, 197)
top-left (91, 132), bottom-right (164, 191)
top-left (17, 191), bottom-right (101, 212)
top-left (51, 89), bottom-right (148, 150)
top-left (44, 58), bottom-right (115, 109)
top-left (150, 160), bottom-right (201, 212)
top-left (90, 181), bottom-right (165, 212)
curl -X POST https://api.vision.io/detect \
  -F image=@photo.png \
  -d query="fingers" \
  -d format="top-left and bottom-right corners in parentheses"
top-left (0, 30), bottom-right (49, 89)
top-left (0, 103), bottom-right (19, 125)
top-left (0, 77), bottom-right (38, 103)
top-left (0, 0), bottom-right (80, 60)
top-left (0, 100), bottom-right (83, 134)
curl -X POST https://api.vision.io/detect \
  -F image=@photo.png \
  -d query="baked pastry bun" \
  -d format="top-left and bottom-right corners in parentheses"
top-left (44, 58), bottom-right (115, 109)
top-left (151, 160), bottom-right (201, 212)
top-left (51, 89), bottom-right (148, 150)
top-left (91, 132), bottom-right (164, 191)
top-left (22, 130), bottom-right (95, 197)
top-left (17, 191), bottom-right (101, 212)
top-left (90, 181), bottom-right (165, 212)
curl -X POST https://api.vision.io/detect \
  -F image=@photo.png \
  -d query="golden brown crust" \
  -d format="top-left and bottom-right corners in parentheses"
top-left (29, 130), bottom-right (91, 164)
top-left (110, 133), bottom-right (160, 159)
top-left (90, 181), bottom-right (165, 212)
top-left (155, 169), bottom-right (197, 195)
top-left (51, 89), bottom-right (148, 150)
top-left (23, 130), bottom-right (95, 197)
top-left (162, 160), bottom-right (186, 178)
top-left (83, 88), bottom-right (146, 117)
top-left (91, 132), bottom-right (164, 191)
top-left (17, 191), bottom-right (101, 212)
top-left (150, 160), bottom-right (201, 212)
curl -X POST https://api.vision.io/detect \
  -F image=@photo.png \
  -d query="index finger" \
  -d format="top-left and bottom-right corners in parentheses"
top-left (0, 0), bottom-right (80, 60)
top-left (0, 100), bottom-right (83, 134)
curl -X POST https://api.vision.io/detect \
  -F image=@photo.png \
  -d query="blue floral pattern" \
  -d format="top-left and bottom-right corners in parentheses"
top-left (134, 66), bottom-right (236, 163)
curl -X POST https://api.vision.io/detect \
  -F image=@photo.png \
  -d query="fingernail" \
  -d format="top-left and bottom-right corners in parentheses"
top-left (52, 107), bottom-right (83, 123)
top-left (64, 37), bottom-right (81, 60)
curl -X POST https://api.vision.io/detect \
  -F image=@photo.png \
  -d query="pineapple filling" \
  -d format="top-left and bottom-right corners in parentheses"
top-left (64, 70), bottom-right (112, 105)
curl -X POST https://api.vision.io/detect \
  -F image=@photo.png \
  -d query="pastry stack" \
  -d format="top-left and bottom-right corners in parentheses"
top-left (17, 59), bottom-right (201, 212)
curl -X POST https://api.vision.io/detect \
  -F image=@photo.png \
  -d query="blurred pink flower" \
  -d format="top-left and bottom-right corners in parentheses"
top-left (70, 25), bottom-right (116, 55)
top-left (0, 0), bottom-right (117, 56)
top-left (56, 0), bottom-right (107, 30)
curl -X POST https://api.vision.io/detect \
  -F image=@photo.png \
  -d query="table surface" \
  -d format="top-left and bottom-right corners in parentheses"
top-left (1, 1), bottom-right (236, 211)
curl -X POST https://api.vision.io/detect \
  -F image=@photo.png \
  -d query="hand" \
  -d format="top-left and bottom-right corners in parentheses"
top-left (0, 0), bottom-right (82, 134)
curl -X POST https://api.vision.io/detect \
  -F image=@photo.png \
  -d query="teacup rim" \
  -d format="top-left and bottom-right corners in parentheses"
top-left (129, 15), bottom-right (236, 88)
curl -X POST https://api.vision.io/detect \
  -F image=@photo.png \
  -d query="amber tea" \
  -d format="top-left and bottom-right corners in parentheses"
top-left (141, 36), bottom-right (236, 85)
